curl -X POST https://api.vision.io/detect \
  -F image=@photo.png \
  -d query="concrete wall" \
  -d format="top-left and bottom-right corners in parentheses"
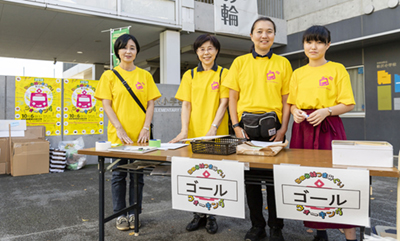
top-left (284, 0), bottom-right (389, 34)
top-left (8, 0), bottom-right (181, 28)
top-left (0, 75), bottom-right (181, 164)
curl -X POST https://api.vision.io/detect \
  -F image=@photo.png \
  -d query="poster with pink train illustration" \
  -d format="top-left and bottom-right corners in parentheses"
top-left (63, 79), bottom-right (103, 135)
top-left (14, 77), bottom-right (62, 136)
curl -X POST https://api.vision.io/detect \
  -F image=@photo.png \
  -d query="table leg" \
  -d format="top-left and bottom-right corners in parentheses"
top-left (397, 177), bottom-right (400, 240)
top-left (134, 171), bottom-right (139, 236)
top-left (99, 156), bottom-right (105, 241)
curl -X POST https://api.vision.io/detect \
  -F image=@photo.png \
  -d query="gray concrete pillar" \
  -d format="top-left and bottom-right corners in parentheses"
top-left (160, 30), bottom-right (181, 84)
top-left (92, 64), bottom-right (105, 80)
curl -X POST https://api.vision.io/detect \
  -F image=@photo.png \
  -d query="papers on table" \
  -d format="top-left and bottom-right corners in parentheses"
top-left (107, 143), bottom-right (188, 153)
top-left (158, 143), bottom-right (188, 150)
top-left (250, 140), bottom-right (282, 147)
top-left (180, 135), bottom-right (231, 142)
top-left (108, 146), bottom-right (158, 153)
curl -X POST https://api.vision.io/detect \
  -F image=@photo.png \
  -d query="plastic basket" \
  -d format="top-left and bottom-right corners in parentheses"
top-left (191, 137), bottom-right (246, 155)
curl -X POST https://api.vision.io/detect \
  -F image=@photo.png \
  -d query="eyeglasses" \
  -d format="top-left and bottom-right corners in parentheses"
top-left (197, 47), bottom-right (216, 54)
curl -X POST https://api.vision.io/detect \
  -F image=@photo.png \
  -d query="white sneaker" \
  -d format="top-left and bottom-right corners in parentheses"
top-left (116, 216), bottom-right (129, 231)
top-left (128, 214), bottom-right (142, 229)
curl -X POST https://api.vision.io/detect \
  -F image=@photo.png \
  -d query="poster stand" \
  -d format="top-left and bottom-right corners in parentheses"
top-left (101, 26), bottom-right (131, 69)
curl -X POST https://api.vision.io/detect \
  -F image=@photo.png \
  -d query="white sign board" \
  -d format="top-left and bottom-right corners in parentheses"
top-left (171, 157), bottom-right (245, 219)
top-left (214, 0), bottom-right (258, 37)
top-left (274, 165), bottom-right (370, 226)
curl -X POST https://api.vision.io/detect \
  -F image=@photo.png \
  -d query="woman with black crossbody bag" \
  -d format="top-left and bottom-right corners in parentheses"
top-left (94, 34), bottom-right (161, 232)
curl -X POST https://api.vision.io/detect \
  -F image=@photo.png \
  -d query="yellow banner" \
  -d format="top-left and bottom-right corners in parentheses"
top-left (63, 79), bottom-right (104, 135)
top-left (15, 76), bottom-right (62, 136)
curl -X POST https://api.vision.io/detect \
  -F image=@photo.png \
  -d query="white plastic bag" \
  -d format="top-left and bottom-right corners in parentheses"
top-left (58, 137), bottom-right (87, 170)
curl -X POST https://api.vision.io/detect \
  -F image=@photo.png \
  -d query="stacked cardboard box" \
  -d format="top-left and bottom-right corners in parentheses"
top-left (49, 149), bottom-right (67, 173)
top-left (0, 121), bottom-right (49, 176)
top-left (0, 138), bottom-right (9, 174)
top-left (11, 139), bottom-right (49, 176)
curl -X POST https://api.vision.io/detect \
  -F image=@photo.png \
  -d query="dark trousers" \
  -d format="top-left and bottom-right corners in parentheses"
top-left (111, 159), bottom-right (144, 216)
top-left (245, 169), bottom-right (284, 229)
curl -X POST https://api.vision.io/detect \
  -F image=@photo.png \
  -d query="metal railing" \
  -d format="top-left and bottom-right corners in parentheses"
top-left (195, 0), bottom-right (284, 19)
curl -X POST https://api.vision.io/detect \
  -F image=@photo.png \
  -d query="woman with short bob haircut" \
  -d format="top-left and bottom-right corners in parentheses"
top-left (170, 34), bottom-right (229, 234)
top-left (288, 25), bottom-right (356, 241)
top-left (95, 33), bottom-right (161, 232)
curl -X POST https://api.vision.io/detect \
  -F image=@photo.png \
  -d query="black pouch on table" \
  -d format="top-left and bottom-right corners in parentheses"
top-left (240, 111), bottom-right (281, 141)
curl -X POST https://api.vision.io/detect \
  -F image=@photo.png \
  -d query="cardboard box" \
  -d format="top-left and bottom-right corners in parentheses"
top-left (0, 139), bottom-right (8, 163)
top-left (332, 140), bottom-right (393, 167)
top-left (0, 138), bottom-right (10, 174)
top-left (11, 139), bottom-right (49, 177)
top-left (17, 126), bottom-right (46, 140)
top-left (0, 126), bottom-right (46, 175)
top-left (0, 162), bottom-right (5, 174)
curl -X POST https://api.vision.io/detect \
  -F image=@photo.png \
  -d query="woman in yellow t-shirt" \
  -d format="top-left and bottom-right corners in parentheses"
top-left (288, 26), bottom-right (356, 241)
top-left (94, 34), bottom-right (161, 231)
top-left (223, 17), bottom-right (292, 241)
top-left (170, 34), bottom-right (229, 234)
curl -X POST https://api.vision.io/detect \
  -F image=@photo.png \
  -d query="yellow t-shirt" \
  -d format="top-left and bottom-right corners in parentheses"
top-left (94, 66), bottom-right (161, 144)
top-left (222, 53), bottom-right (292, 122)
top-left (175, 66), bottom-right (229, 139)
top-left (287, 61), bottom-right (356, 109)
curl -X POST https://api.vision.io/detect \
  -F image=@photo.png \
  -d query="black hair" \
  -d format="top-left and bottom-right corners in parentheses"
top-left (113, 34), bottom-right (140, 61)
top-left (193, 34), bottom-right (221, 60)
top-left (249, 17), bottom-right (276, 53)
top-left (250, 17), bottom-right (276, 34)
top-left (302, 25), bottom-right (331, 44)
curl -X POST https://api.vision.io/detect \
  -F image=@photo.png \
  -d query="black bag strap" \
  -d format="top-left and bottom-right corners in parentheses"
top-left (112, 69), bottom-right (146, 114)
top-left (219, 67), bottom-right (224, 84)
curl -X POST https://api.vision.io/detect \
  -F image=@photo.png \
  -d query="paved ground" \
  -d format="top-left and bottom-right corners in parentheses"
top-left (0, 160), bottom-right (398, 241)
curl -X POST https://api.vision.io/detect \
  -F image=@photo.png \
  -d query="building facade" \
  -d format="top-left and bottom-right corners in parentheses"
top-left (1, 0), bottom-right (399, 155)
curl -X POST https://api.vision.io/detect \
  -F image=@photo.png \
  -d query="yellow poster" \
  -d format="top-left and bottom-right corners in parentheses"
top-left (63, 79), bottom-right (104, 135)
top-left (377, 85), bottom-right (392, 111)
top-left (15, 77), bottom-right (62, 136)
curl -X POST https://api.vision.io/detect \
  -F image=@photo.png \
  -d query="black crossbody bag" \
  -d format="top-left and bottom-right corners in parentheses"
top-left (240, 111), bottom-right (281, 141)
top-left (112, 69), bottom-right (154, 139)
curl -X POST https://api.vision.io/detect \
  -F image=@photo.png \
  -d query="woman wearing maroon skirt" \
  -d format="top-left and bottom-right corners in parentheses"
top-left (287, 26), bottom-right (356, 241)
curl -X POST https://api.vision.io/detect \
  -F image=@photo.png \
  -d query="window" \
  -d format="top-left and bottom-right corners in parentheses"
top-left (346, 66), bottom-right (365, 113)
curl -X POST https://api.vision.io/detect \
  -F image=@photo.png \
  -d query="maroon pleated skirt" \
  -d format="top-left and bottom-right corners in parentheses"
top-left (290, 109), bottom-right (356, 229)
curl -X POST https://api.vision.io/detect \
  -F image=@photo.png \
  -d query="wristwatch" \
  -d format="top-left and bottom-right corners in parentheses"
top-left (328, 107), bottom-right (332, 116)
top-left (211, 123), bottom-right (218, 129)
top-left (232, 123), bottom-right (240, 128)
